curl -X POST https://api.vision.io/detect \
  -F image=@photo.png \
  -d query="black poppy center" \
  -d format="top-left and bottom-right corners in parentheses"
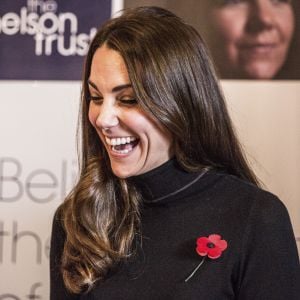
top-left (207, 242), bottom-right (215, 249)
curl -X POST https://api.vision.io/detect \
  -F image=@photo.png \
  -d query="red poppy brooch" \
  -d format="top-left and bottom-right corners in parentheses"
top-left (185, 234), bottom-right (228, 282)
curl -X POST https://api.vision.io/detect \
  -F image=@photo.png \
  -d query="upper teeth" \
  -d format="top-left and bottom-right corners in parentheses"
top-left (105, 136), bottom-right (137, 146)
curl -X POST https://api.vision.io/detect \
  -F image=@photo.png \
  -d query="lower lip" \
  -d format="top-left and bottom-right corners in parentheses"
top-left (108, 141), bottom-right (139, 158)
top-left (241, 44), bottom-right (276, 56)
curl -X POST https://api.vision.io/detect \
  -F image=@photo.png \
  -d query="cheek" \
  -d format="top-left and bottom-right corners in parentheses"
top-left (145, 119), bottom-right (172, 150)
top-left (124, 109), bottom-right (152, 132)
top-left (211, 10), bottom-right (246, 45)
top-left (277, 9), bottom-right (295, 42)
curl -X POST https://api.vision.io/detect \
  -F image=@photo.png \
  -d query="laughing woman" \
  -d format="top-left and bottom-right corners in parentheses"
top-left (50, 7), bottom-right (299, 299)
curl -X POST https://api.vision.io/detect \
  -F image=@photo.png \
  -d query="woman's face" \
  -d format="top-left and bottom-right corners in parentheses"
top-left (88, 45), bottom-right (173, 178)
top-left (207, 0), bottom-right (295, 79)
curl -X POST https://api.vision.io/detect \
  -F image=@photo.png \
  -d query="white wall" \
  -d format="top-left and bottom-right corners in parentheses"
top-left (224, 81), bottom-right (300, 250)
top-left (0, 81), bottom-right (80, 299)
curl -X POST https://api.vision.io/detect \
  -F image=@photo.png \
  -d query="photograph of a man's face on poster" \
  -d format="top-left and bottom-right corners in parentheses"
top-left (125, 0), bottom-right (300, 80)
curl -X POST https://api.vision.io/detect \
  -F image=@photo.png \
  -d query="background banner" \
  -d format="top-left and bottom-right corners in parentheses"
top-left (0, 0), bottom-right (111, 80)
top-left (0, 81), bottom-right (80, 299)
top-left (125, 0), bottom-right (300, 80)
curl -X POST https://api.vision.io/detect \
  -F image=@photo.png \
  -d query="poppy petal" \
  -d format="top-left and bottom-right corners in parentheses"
top-left (196, 248), bottom-right (208, 256)
top-left (197, 237), bottom-right (209, 245)
top-left (207, 247), bottom-right (222, 259)
top-left (208, 234), bottom-right (221, 244)
top-left (196, 243), bottom-right (209, 255)
top-left (217, 239), bottom-right (228, 251)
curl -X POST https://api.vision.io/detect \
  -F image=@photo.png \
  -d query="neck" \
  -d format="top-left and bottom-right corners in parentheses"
top-left (128, 158), bottom-right (208, 205)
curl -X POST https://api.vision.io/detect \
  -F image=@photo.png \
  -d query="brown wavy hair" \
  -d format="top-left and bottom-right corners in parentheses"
top-left (59, 6), bottom-right (259, 294)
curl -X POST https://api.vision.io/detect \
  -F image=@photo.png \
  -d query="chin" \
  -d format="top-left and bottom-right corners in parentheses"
top-left (112, 169), bottom-right (131, 179)
top-left (111, 165), bottom-right (137, 179)
top-left (243, 65), bottom-right (279, 80)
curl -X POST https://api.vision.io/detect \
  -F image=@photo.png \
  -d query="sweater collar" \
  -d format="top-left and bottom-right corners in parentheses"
top-left (128, 158), bottom-right (208, 205)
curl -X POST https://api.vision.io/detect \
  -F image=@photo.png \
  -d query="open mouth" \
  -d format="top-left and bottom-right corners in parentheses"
top-left (105, 136), bottom-right (139, 154)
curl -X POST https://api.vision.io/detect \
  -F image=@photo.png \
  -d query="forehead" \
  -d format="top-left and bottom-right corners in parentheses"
top-left (89, 45), bottom-right (130, 88)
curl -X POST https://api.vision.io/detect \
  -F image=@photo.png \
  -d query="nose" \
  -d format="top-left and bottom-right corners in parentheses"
top-left (95, 101), bottom-right (119, 130)
top-left (247, 0), bottom-right (276, 32)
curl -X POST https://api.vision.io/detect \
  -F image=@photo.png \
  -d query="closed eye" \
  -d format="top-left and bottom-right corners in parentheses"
top-left (119, 98), bottom-right (138, 105)
top-left (90, 95), bottom-right (103, 103)
top-left (215, 0), bottom-right (245, 5)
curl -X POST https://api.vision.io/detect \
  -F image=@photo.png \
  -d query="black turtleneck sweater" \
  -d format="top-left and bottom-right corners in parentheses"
top-left (50, 159), bottom-right (299, 299)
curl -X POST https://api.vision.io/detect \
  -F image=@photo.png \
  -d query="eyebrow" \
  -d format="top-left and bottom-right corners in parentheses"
top-left (87, 80), bottom-right (132, 93)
